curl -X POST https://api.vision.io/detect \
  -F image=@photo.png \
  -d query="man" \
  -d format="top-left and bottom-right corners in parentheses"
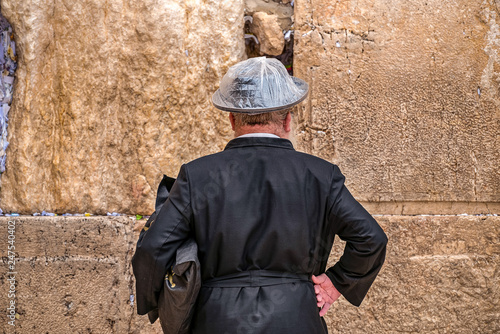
top-left (133, 57), bottom-right (387, 333)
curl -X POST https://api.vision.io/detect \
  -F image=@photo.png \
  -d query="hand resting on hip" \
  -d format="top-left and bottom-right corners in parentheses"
top-left (312, 274), bottom-right (341, 317)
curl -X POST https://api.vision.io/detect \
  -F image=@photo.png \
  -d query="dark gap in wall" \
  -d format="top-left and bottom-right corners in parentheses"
top-left (244, 0), bottom-right (294, 75)
top-left (0, 8), bottom-right (17, 178)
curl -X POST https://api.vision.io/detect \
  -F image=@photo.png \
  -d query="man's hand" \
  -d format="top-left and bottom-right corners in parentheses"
top-left (312, 274), bottom-right (341, 317)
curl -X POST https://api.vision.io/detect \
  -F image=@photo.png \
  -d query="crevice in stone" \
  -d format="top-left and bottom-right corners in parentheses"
top-left (0, 8), bottom-right (17, 185)
top-left (244, 0), bottom-right (295, 74)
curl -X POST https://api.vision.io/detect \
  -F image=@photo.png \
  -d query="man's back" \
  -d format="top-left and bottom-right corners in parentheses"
top-left (175, 136), bottom-right (385, 333)
top-left (187, 137), bottom-right (335, 333)
top-left (187, 137), bottom-right (338, 280)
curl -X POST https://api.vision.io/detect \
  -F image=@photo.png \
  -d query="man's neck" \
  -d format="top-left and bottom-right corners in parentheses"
top-left (237, 133), bottom-right (280, 139)
top-left (234, 126), bottom-right (288, 139)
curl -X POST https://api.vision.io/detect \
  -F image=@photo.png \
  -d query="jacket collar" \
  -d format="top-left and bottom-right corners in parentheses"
top-left (224, 136), bottom-right (295, 151)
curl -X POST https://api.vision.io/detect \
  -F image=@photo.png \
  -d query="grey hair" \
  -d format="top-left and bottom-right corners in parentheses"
top-left (231, 107), bottom-right (295, 127)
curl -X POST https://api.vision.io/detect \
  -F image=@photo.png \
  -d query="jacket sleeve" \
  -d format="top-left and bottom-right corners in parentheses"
top-left (325, 165), bottom-right (388, 307)
top-left (132, 164), bottom-right (193, 315)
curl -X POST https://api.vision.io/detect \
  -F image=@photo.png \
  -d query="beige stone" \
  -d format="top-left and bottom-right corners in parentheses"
top-left (245, 0), bottom-right (294, 30)
top-left (361, 201), bottom-right (500, 215)
top-left (0, 0), bottom-right (245, 215)
top-left (327, 215), bottom-right (500, 333)
top-left (2, 0), bottom-right (497, 216)
top-left (0, 216), bottom-right (162, 333)
top-left (294, 0), bottom-right (500, 207)
top-left (251, 11), bottom-right (285, 56)
top-left (1, 215), bottom-right (498, 333)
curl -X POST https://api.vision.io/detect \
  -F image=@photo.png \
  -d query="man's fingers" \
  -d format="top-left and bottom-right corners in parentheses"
top-left (319, 302), bottom-right (331, 317)
top-left (313, 273), bottom-right (340, 317)
top-left (312, 274), bottom-right (325, 285)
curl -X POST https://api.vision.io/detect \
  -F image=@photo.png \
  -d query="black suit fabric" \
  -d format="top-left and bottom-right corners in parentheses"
top-left (133, 137), bottom-right (387, 334)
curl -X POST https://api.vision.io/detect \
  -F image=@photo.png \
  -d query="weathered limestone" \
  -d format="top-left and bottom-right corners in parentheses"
top-left (0, 0), bottom-right (496, 333)
top-left (0, 216), bottom-right (149, 333)
top-left (2, 0), bottom-right (497, 215)
top-left (0, 0), bottom-right (245, 215)
top-left (245, 0), bottom-right (294, 30)
top-left (251, 12), bottom-right (285, 55)
top-left (1, 215), bottom-right (498, 333)
top-left (326, 215), bottom-right (500, 333)
top-left (294, 0), bottom-right (500, 210)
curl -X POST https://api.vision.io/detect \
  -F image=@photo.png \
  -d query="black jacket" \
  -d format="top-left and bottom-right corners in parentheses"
top-left (132, 137), bottom-right (387, 334)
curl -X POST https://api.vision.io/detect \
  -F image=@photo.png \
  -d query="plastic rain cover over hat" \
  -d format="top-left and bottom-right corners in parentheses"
top-left (212, 57), bottom-right (309, 114)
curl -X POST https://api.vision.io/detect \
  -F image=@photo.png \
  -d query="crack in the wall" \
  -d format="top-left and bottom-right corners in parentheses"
top-left (16, 255), bottom-right (120, 263)
top-left (318, 31), bottom-right (327, 52)
top-left (0, 11), bottom-right (16, 181)
top-left (480, 0), bottom-right (500, 108)
top-left (244, 1), bottom-right (295, 73)
top-left (303, 124), bottom-right (328, 132)
top-left (470, 151), bottom-right (479, 200)
top-left (319, 28), bottom-right (376, 43)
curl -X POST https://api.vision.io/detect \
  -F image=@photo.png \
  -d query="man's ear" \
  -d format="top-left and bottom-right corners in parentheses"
top-left (284, 112), bottom-right (292, 133)
top-left (229, 113), bottom-right (236, 131)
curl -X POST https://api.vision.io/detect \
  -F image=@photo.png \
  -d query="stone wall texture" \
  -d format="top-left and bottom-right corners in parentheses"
top-left (0, 0), bottom-right (498, 333)
top-left (326, 215), bottom-right (499, 333)
top-left (1, 216), bottom-right (498, 333)
top-left (294, 0), bottom-right (500, 213)
top-left (0, 217), bottom-right (140, 333)
top-left (0, 0), bottom-right (498, 215)
top-left (0, 0), bottom-right (245, 215)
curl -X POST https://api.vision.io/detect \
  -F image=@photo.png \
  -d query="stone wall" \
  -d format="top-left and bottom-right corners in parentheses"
top-left (0, 0), bottom-right (245, 215)
top-left (1, 216), bottom-right (498, 333)
top-left (2, 0), bottom-right (496, 215)
top-left (294, 0), bottom-right (500, 214)
top-left (0, 0), bottom-right (498, 333)
top-left (0, 217), bottom-right (141, 333)
top-left (327, 215), bottom-right (499, 333)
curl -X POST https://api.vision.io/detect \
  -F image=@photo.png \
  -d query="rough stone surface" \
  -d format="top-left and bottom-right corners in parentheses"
top-left (294, 0), bottom-right (500, 207)
top-left (0, 216), bottom-right (160, 333)
top-left (0, 0), bottom-right (497, 333)
top-left (2, 0), bottom-right (498, 216)
top-left (362, 200), bottom-right (500, 216)
top-left (245, 0), bottom-right (294, 30)
top-left (0, 0), bottom-right (245, 215)
top-left (325, 215), bottom-right (500, 333)
top-left (1, 215), bottom-right (498, 333)
top-left (251, 11), bottom-right (286, 56)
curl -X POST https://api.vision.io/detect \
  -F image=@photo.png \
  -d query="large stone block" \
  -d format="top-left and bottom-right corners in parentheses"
top-left (325, 215), bottom-right (499, 333)
top-left (294, 0), bottom-right (500, 207)
top-left (0, 216), bottom-right (160, 333)
top-left (0, 0), bottom-right (245, 215)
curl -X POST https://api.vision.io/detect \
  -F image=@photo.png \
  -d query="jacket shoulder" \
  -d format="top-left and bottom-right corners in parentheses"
top-left (184, 146), bottom-right (339, 176)
top-left (183, 150), bottom-right (231, 169)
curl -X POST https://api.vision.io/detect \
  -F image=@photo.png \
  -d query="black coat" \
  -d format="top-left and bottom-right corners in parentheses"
top-left (133, 137), bottom-right (387, 334)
